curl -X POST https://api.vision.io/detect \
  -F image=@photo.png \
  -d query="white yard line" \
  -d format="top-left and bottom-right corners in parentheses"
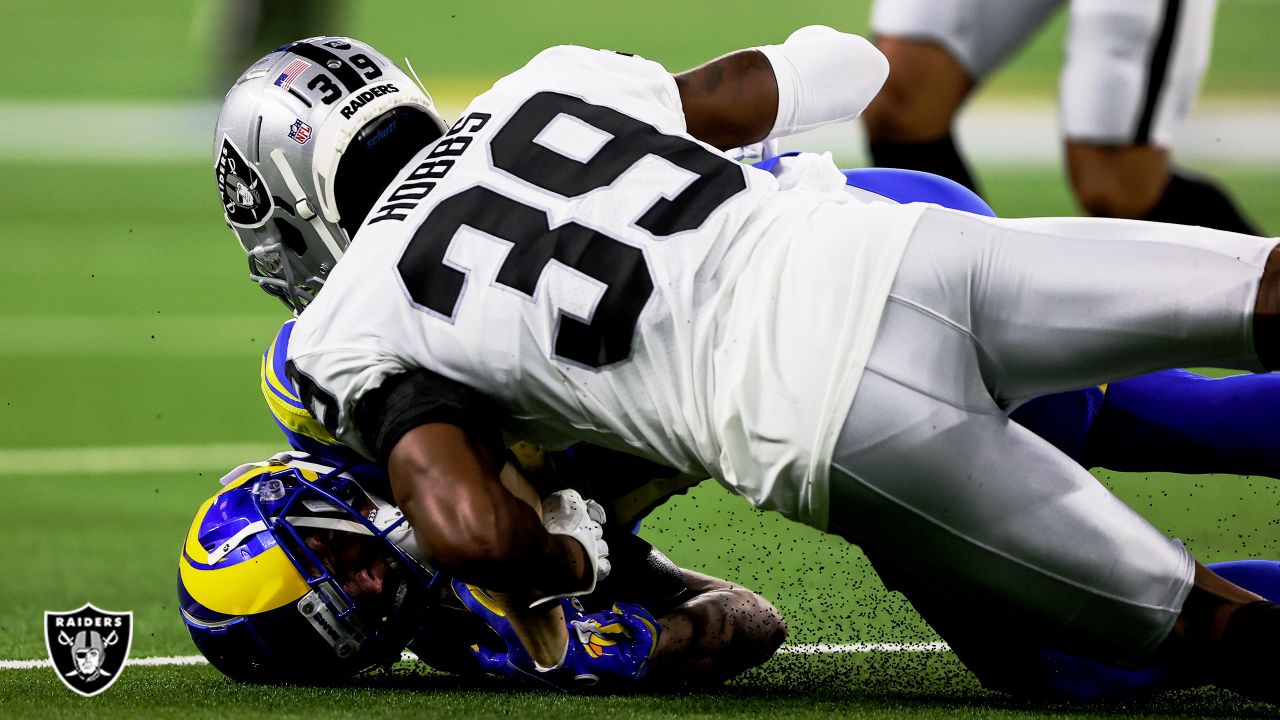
top-left (775, 642), bottom-right (949, 654)
top-left (0, 443), bottom-right (282, 475)
top-left (0, 643), bottom-right (950, 670)
top-left (2, 100), bottom-right (1279, 164)
top-left (0, 656), bottom-right (210, 670)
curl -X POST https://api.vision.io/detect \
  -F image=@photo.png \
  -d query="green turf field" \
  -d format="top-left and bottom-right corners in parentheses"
top-left (3, 1), bottom-right (1280, 717)
top-left (1, 160), bottom-right (1278, 718)
top-left (5, 0), bottom-right (1280, 103)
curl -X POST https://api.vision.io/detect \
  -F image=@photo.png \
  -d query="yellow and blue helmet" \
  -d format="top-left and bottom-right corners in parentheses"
top-left (178, 453), bottom-right (437, 682)
top-left (261, 319), bottom-right (375, 471)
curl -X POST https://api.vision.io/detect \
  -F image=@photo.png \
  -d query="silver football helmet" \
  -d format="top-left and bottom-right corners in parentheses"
top-left (214, 37), bottom-right (449, 313)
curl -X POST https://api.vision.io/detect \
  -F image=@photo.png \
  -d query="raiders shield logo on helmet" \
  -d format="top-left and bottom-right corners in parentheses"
top-left (216, 135), bottom-right (273, 228)
top-left (44, 604), bottom-right (132, 697)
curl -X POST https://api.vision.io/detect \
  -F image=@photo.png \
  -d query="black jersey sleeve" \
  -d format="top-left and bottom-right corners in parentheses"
top-left (350, 368), bottom-right (505, 465)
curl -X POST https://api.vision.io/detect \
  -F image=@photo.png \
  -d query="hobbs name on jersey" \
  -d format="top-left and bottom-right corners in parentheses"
top-left (368, 112), bottom-right (491, 225)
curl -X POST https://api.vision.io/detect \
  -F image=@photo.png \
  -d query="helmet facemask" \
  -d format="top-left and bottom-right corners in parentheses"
top-left (179, 456), bottom-right (439, 683)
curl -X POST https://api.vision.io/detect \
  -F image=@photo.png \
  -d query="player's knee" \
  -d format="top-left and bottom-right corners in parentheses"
top-left (1072, 180), bottom-right (1136, 219)
top-left (862, 84), bottom-right (923, 142)
top-left (1066, 144), bottom-right (1169, 218)
top-left (863, 38), bottom-right (968, 142)
top-left (1072, 179), bottom-right (1167, 219)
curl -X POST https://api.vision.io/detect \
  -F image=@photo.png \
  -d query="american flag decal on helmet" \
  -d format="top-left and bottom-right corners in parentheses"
top-left (273, 59), bottom-right (311, 91)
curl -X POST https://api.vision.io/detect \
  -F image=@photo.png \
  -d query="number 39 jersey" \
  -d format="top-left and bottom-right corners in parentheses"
top-left (289, 46), bottom-right (926, 528)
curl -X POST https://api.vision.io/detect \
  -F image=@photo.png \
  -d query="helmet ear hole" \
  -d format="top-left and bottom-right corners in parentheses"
top-left (334, 106), bottom-right (445, 237)
top-left (274, 219), bottom-right (308, 258)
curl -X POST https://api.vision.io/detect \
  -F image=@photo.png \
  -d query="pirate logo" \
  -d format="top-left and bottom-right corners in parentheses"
top-left (45, 604), bottom-right (132, 697)
top-left (215, 135), bottom-right (274, 228)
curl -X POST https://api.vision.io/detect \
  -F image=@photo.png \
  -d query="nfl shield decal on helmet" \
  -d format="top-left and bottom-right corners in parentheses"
top-left (216, 135), bottom-right (273, 228)
top-left (45, 604), bottom-right (133, 697)
top-left (288, 118), bottom-right (313, 145)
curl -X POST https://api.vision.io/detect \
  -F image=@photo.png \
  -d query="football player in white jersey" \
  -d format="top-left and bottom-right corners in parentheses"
top-left (257, 311), bottom-right (1280, 699)
top-left (863, 0), bottom-right (1261, 234)
top-left (213, 35), bottom-right (1280, 702)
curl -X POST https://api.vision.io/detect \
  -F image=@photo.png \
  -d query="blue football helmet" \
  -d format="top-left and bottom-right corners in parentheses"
top-left (178, 453), bottom-right (438, 682)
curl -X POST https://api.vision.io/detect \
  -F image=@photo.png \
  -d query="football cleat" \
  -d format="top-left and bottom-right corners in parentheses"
top-left (214, 37), bottom-right (450, 313)
top-left (177, 452), bottom-right (438, 682)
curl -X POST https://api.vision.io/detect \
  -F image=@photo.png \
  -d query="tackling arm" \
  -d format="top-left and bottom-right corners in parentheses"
top-left (675, 26), bottom-right (889, 150)
top-left (387, 424), bottom-right (593, 598)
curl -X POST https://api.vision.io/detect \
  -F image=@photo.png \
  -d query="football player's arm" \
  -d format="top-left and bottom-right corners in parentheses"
top-left (387, 428), bottom-right (583, 667)
top-left (646, 570), bottom-right (788, 685)
top-left (350, 370), bottom-right (598, 601)
top-left (674, 25), bottom-right (889, 150)
top-left (386, 425), bottom-right (593, 597)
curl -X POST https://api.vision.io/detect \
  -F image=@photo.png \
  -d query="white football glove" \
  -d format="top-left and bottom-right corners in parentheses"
top-left (530, 489), bottom-right (610, 608)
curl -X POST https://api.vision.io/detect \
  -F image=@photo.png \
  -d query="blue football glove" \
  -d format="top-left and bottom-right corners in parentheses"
top-left (465, 639), bottom-right (516, 678)
top-left (560, 601), bottom-right (661, 685)
top-left (448, 580), bottom-right (520, 678)
top-left (451, 579), bottom-right (660, 688)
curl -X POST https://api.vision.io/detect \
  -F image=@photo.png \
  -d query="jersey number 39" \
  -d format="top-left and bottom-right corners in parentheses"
top-left (397, 91), bottom-right (746, 369)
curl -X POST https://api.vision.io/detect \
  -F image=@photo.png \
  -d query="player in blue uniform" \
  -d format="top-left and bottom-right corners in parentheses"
top-left (179, 452), bottom-right (788, 686)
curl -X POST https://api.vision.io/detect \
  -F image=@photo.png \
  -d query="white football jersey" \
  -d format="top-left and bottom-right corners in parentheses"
top-left (289, 46), bottom-right (925, 528)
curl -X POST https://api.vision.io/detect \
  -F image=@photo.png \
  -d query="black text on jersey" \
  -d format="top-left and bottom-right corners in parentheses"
top-left (396, 91), bottom-right (746, 369)
top-left (368, 112), bottom-right (491, 225)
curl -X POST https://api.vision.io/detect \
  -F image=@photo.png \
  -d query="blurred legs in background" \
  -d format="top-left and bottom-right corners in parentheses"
top-left (863, 0), bottom-right (1263, 234)
top-left (213, 0), bottom-right (342, 91)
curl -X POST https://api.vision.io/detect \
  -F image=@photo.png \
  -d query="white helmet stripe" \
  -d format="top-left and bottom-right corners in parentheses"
top-left (207, 520), bottom-right (270, 564)
top-left (270, 149), bottom-right (345, 262)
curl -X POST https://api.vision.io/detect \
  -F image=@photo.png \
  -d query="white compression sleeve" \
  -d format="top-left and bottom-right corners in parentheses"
top-left (755, 25), bottom-right (889, 140)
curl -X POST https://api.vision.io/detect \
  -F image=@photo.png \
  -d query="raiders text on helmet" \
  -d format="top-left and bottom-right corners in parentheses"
top-left (213, 37), bottom-right (449, 313)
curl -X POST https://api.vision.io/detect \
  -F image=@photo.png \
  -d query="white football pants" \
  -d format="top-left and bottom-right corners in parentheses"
top-left (828, 206), bottom-right (1275, 663)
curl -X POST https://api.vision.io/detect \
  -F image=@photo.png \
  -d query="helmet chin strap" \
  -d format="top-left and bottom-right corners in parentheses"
top-left (269, 148), bottom-right (346, 263)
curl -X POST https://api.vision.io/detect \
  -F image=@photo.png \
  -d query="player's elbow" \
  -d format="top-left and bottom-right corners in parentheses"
top-left (729, 588), bottom-right (789, 660)
top-left (699, 587), bottom-right (789, 668)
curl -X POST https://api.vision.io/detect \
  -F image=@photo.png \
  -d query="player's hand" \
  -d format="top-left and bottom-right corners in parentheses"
top-left (535, 490), bottom-right (610, 605)
top-left (466, 640), bottom-right (516, 678)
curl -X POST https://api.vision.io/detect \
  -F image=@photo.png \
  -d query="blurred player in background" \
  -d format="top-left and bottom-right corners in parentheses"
top-left (862, 0), bottom-right (1262, 234)
top-left (211, 0), bottom-right (342, 91)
